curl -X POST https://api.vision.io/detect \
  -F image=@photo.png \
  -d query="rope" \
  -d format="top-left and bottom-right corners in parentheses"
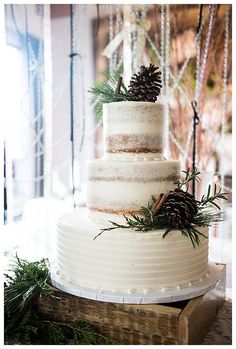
top-left (69, 4), bottom-right (78, 208)
top-left (191, 101), bottom-right (200, 196)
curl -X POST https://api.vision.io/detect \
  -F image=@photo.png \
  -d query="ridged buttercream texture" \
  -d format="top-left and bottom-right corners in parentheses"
top-left (57, 210), bottom-right (209, 293)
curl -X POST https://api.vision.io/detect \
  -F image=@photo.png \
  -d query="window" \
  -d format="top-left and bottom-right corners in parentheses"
top-left (3, 27), bottom-right (44, 222)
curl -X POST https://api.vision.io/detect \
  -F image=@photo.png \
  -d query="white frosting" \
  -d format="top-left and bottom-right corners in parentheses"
top-left (103, 101), bottom-right (165, 158)
top-left (86, 159), bottom-right (180, 212)
top-left (56, 209), bottom-right (209, 293)
top-left (86, 209), bottom-right (126, 225)
top-left (103, 101), bottom-right (164, 135)
top-left (55, 101), bottom-right (210, 299)
top-left (103, 153), bottom-right (165, 161)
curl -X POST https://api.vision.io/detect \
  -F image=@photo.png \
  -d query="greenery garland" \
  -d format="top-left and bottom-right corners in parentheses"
top-left (4, 256), bottom-right (116, 345)
top-left (94, 169), bottom-right (227, 248)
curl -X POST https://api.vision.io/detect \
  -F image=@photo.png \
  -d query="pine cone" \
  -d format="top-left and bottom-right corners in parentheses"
top-left (128, 64), bottom-right (162, 102)
top-left (160, 189), bottom-right (198, 228)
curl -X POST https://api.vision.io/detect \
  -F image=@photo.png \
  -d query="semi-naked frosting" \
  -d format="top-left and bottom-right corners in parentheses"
top-left (56, 101), bottom-right (209, 298)
top-left (103, 101), bottom-right (165, 159)
top-left (57, 209), bottom-right (208, 293)
top-left (87, 159), bottom-right (180, 213)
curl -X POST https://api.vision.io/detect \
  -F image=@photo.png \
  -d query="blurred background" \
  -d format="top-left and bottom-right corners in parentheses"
top-left (2, 4), bottom-right (232, 293)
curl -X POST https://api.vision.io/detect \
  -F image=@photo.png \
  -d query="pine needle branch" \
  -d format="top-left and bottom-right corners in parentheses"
top-left (4, 256), bottom-right (59, 333)
top-left (175, 168), bottom-right (201, 191)
top-left (93, 168), bottom-right (227, 248)
top-left (94, 199), bottom-right (224, 248)
top-left (88, 68), bottom-right (134, 120)
top-left (4, 255), bottom-right (116, 345)
top-left (199, 184), bottom-right (228, 209)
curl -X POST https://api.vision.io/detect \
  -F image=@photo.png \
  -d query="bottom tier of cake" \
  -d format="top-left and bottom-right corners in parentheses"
top-left (55, 209), bottom-right (209, 295)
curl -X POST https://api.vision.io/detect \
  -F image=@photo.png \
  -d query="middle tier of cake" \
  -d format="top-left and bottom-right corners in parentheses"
top-left (86, 159), bottom-right (180, 213)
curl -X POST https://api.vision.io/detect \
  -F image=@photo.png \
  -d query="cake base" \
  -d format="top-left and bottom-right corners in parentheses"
top-left (51, 262), bottom-right (220, 304)
top-left (38, 264), bottom-right (226, 344)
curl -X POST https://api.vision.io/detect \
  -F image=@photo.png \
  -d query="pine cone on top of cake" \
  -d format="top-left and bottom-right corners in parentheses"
top-left (128, 64), bottom-right (162, 102)
top-left (88, 63), bottom-right (163, 120)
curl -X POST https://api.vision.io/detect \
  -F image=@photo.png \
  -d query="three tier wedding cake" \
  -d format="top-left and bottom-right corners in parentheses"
top-left (54, 65), bottom-right (224, 303)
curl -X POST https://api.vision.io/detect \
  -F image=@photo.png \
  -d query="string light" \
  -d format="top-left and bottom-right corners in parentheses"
top-left (169, 131), bottom-right (192, 163)
top-left (131, 5), bottom-right (138, 72)
top-left (183, 4), bottom-right (205, 166)
top-left (160, 5), bottom-right (165, 87)
top-left (146, 5), bottom-right (217, 170)
top-left (194, 4), bottom-right (203, 102)
top-left (4, 4), bottom-right (232, 224)
top-left (146, 32), bottom-right (191, 107)
top-left (113, 4), bottom-right (122, 68)
top-left (75, 5), bottom-right (87, 157)
top-left (108, 4), bottom-right (114, 72)
top-left (146, 5), bottom-right (228, 185)
top-left (196, 5), bottom-right (216, 103)
top-left (195, 5), bottom-right (216, 168)
top-left (172, 5), bottom-right (210, 94)
top-left (164, 4), bottom-right (170, 157)
top-left (220, 6), bottom-right (230, 195)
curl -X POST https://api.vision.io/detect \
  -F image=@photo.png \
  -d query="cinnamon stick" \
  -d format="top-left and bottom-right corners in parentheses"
top-left (151, 193), bottom-right (167, 215)
top-left (115, 76), bottom-right (123, 94)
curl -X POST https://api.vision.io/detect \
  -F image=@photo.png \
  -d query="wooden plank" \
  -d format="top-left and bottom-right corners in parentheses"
top-left (178, 264), bottom-right (226, 344)
top-left (36, 264), bottom-right (226, 344)
top-left (37, 288), bottom-right (181, 344)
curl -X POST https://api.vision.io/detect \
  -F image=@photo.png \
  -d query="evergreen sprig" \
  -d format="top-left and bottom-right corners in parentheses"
top-left (198, 184), bottom-right (227, 209)
top-left (4, 255), bottom-right (116, 345)
top-left (176, 167), bottom-right (201, 190)
top-left (94, 169), bottom-right (228, 248)
top-left (94, 208), bottom-right (211, 248)
top-left (4, 309), bottom-right (116, 345)
top-left (89, 68), bottom-right (133, 119)
top-left (4, 256), bottom-right (58, 333)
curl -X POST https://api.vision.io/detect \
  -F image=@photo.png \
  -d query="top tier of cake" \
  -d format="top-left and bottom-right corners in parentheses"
top-left (103, 101), bottom-right (165, 161)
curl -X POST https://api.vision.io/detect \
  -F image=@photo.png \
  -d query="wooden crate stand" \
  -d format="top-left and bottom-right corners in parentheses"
top-left (37, 264), bottom-right (226, 345)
